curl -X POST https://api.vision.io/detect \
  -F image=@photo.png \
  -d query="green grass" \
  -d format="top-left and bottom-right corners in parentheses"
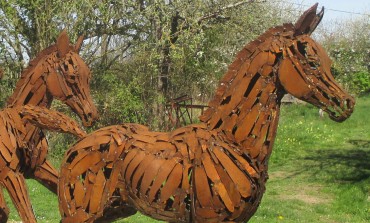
top-left (252, 97), bottom-right (370, 223)
top-left (4, 97), bottom-right (370, 222)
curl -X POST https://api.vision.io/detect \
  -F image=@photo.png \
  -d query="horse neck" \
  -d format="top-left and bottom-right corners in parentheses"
top-left (200, 34), bottom-right (286, 165)
top-left (7, 56), bottom-right (56, 108)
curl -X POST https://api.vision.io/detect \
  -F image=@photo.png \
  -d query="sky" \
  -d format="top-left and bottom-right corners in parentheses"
top-left (292, 0), bottom-right (370, 24)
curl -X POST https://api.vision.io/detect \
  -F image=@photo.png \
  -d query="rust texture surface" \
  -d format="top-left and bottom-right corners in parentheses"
top-left (0, 31), bottom-right (98, 223)
top-left (58, 4), bottom-right (355, 223)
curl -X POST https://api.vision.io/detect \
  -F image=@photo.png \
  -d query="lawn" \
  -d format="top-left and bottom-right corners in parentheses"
top-left (4, 97), bottom-right (370, 223)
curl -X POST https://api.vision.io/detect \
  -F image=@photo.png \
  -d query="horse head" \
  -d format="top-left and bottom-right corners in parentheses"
top-left (45, 30), bottom-right (98, 126)
top-left (278, 4), bottom-right (355, 122)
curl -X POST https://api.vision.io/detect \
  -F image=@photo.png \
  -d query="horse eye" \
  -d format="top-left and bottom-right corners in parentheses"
top-left (66, 76), bottom-right (76, 83)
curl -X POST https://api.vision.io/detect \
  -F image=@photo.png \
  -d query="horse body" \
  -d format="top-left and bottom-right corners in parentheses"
top-left (60, 122), bottom-right (263, 222)
top-left (6, 41), bottom-right (97, 174)
top-left (59, 26), bottom-right (284, 222)
top-left (58, 4), bottom-right (355, 223)
top-left (0, 31), bottom-right (98, 222)
top-left (0, 105), bottom-right (86, 220)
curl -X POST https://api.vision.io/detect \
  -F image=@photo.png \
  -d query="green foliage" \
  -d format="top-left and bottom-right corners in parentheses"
top-left (47, 133), bottom-right (77, 167)
top-left (352, 71), bottom-right (370, 94)
top-left (94, 70), bottom-right (147, 126)
top-left (0, 0), bottom-right (297, 129)
top-left (318, 15), bottom-right (370, 94)
top-left (0, 76), bottom-right (16, 108)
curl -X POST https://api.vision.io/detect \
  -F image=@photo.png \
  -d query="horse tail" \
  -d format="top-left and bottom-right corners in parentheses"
top-left (19, 105), bottom-right (86, 138)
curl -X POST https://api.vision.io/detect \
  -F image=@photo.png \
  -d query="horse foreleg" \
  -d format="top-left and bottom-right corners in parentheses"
top-left (0, 188), bottom-right (10, 223)
top-left (59, 158), bottom-right (135, 222)
top-left (26, 136), bottom-right (59, 193)
top-left (59, 156), bottom-right (121, 222)
top-left (34, 160), bottom-right (59, 193)
top-left (59, 126), bottom-right (139, 222)
top-left (3, 170), bottom-right (36, 223)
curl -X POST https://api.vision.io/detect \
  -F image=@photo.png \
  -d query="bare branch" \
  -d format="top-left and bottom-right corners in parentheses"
top-left (197, 0), bottom-right (266, 24)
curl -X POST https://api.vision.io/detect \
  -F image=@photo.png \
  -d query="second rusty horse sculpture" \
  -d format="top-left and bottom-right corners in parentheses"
top-left (0, 31), bottom-right (98, 222)
top-left (58, 4), bottom-right (354, 223)
top-left (0, 105), bottom-right (87, 221)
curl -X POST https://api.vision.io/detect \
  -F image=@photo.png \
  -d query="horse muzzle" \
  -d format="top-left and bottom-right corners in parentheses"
top-left (327, 96), bottom-right (355, 122)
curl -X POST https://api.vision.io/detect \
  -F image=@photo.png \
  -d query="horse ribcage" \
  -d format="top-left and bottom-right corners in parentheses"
top-left (121, 139), bottom-right (191, 221)
top-left (120, 124), bottom-right (259, 222)
top-left (59, 123), bottom-right (261, 222)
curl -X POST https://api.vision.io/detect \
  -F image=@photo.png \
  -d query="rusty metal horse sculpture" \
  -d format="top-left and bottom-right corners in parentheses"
top-left (58, 4), bottom-right (354, 223)
top-left (0, 30), bottom-right (98, 222)
top-left (0, 105), bottom-right (86, 222)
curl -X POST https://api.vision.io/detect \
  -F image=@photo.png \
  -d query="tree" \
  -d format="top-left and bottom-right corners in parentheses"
top-left (317, 15), bottom-right (370, 94)
top-left (0, 0), bottom-right (287, 130)
top-left (110, 0), bottom-right (284, 129)
top-left (0, 0), bottom-right (294, 164)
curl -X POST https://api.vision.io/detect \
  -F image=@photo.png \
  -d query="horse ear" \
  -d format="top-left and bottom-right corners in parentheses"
top-left (294, 3), bottom-right (324, 36)
top-left (56, 29), bottom-right (70, 57)
top-left (74, 35), bottom-right (84, 53)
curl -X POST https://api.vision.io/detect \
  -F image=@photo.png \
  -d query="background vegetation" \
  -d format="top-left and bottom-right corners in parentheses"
top-left (0, 0), bottom-right (369, 222)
